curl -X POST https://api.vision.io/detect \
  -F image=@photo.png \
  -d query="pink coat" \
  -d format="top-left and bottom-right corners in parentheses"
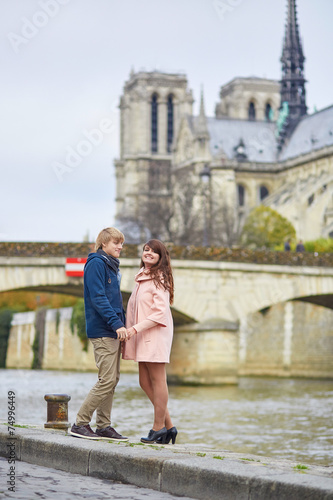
top-left (122, 268), bottom-right (173, 363)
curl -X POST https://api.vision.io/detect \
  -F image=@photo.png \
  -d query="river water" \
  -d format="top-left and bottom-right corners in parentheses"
top-left (1, 369), bottom-right (332, 466)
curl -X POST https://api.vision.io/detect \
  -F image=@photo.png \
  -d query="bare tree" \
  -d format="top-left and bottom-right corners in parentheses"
top-left (171, 170), bottom-right (204, 245)
top-left (117, 160), bottom-right (174, 243)
top-left (134, 167), bottom-right (208, 245)
top-left (142, 194), bottom-right (174, 241)
top-left (210, 200), bottom-right (244, 247)
top-left (119, 162), bottom-right (237, 246)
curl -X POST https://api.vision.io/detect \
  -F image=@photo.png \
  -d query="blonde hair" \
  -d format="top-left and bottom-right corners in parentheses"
top-left (94, 227), bottom-right (125, 252)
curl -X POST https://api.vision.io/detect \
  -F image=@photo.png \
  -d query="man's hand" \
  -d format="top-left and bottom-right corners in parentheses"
top-left (116, 327), bottom-right (128, 340)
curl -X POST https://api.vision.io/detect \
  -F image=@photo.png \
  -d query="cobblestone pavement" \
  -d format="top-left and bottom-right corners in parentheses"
top-left (0, 458), bottom-right (194, 500)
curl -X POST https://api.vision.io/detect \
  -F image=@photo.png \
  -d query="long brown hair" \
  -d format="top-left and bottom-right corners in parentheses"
top-left (140, 239), bottom-right (174, 305)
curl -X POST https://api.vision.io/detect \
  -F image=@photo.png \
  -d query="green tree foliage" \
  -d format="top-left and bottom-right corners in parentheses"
top-left (0, 309), bottom-right (14, 368)
top-left (304, 237), bottom-right (333, 253)
top-left (32, 308), bottom-right (47, 369)
top-left (274, 236), bottom-right (333, 252)
top-left (241, 206), bottom-right (296, 249)
top-left (70, 299), bottom-right (88, 351)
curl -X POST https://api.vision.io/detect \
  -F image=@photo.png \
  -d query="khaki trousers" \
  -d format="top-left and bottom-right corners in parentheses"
top-left (76, 337), bottom-right (121, 429)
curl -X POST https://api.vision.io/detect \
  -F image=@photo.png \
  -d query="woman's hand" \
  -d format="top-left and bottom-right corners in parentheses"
top-left (126, 327), bottom-right (137, 339)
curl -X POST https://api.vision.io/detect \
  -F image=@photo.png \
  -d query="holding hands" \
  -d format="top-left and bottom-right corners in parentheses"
top-left (116, 326), bottom-right (136, 341)
top-left (116, 327), bottom-right (127, 340)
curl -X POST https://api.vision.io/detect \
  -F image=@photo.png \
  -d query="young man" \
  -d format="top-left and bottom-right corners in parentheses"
top-left (70, 227), bottom-right (128, 441)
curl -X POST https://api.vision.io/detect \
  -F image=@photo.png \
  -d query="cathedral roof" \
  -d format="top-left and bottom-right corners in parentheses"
top-left (279, 105), bottom-right (333, 161)
top-left (189, 104), bottom-right (333, 165)
top-left (203, 117), bottom-right (277, 163)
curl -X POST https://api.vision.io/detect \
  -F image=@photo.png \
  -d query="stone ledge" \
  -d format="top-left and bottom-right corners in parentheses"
top-left (0, 424), bottom-right (333, 500)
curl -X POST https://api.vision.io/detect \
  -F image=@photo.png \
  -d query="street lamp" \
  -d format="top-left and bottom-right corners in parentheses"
top-left (199, 164), bottom-right (211, 246)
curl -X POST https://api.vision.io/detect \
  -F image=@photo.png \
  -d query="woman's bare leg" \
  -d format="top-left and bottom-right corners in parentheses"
top-left (146, 362), bottom-right (171, 430)
top-left (139, 362), bottom-right (173, 430)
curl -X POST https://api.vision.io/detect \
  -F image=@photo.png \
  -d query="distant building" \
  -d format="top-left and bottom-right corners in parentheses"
top-left (114, 0), bottom-right (333, 244)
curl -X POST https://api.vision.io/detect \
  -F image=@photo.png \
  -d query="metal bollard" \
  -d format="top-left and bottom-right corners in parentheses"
top-left (44, 394), bottom-right (71, 430)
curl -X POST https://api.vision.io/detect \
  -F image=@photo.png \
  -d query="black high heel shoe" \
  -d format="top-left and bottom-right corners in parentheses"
top-left (140, 427), bottom-right (167, 444)
top-left (157, 426), bottom-right (178, 444)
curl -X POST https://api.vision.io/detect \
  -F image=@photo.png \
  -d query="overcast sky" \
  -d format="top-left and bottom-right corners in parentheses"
top-left (1, 0), bottom-right (333, 242)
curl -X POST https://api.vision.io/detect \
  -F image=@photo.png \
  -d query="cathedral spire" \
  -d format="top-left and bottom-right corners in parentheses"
top-left (279, 0), bottom-right (307, 146)
top-left (196, 86), bottom-right (209, 140)
top-left (199, 86), bottom-right (206, 117)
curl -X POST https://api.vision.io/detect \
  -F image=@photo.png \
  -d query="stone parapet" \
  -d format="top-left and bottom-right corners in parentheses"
top-left (0, 242), bottom-right (332, 266)
top-left (0, 242), bottom-right (138, 259)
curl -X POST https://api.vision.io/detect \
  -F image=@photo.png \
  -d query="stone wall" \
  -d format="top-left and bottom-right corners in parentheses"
top-left (6, 308), bottom-right (137, 373)
top-left (5, 302), bottom-right (333, 382)
top-left (5, 308), bottom-right (237, 384)
top-left (167, 321), bottom-right (239, 385)
top-left (240, 301), bottom-right (333, 378)
top-left (7, 311), bottom-right (36, 369)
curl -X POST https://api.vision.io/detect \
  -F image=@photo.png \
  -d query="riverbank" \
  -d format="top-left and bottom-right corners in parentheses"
top-left (1, 424), bottom-right (333, 500)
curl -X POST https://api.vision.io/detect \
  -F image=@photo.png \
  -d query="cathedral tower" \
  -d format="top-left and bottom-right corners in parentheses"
top-left (114, 70), bottom-right (193, 241)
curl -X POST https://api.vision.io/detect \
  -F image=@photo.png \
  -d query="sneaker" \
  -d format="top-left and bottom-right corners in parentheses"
top-left (70, 424), bottom-right (99, 440)
top-left (95, 426), bottom-right (128, 441)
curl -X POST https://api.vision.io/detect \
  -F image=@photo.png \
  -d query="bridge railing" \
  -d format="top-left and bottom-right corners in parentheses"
top-left (0, 242), bottom-right (332, 267)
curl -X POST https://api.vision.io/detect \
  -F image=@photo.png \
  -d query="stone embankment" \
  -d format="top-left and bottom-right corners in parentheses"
top-left (1, 424), bottom-right (333, 500)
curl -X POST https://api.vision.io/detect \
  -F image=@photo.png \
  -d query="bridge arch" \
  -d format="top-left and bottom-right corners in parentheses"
top-left (0, 258), bottom-right (194, 326)
top-left (171, 260), bottom-right (333, 323)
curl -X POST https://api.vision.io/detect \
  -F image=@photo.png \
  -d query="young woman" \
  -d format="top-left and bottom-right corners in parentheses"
top-left (123, 239), bottom-right (177, 444)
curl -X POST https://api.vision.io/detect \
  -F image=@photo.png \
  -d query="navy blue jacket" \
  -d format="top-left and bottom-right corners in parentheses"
top-left (84, 251), bottom-right (125, 339)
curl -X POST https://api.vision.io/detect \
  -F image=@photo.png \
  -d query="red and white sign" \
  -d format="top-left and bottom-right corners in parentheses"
top-left (65, 258), bottom-right (87, 277)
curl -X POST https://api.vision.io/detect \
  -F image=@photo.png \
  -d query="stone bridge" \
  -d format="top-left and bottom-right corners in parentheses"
top-left (1, 250), bottom-right (333, 383)
top-left (0, 256), bottom-right (332, 321)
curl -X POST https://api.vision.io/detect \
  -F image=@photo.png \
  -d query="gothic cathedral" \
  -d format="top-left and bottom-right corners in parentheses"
top-left (115, 0), bottom-right (333, 245)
